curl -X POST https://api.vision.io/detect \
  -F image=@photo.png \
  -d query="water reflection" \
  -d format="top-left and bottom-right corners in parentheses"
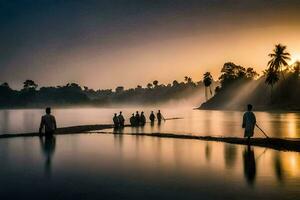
top-left (205, 142), bottom-right (211, 162)
top-left (39, 136), bottom-right (56, 177)
top-left (224, 144), bottom-right (237, 169)
top-left (1, 134), bottom-right (300, 199)
top-left (274, 152), bottom-right (284, 183)
top-left (1, 108), bottom-right (300, 138)
top-left (243, 145), bottom-right (256, 186)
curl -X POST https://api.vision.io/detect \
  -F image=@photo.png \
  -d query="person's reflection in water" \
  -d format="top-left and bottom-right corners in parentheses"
top-left (224, 144), bottom-right (237, 169)
top-left (157, 120), bottom-right (162, 132)
top-left (114, 129), bottom-right (124, 150)
top-left (274, 152), bottom-right (284, 183)
top-left (243, 145), bottom-right (256, 186)
top-left (205, 142), bottom-right (211, 162)
top-left (39, 135), bottom-right (56, 177)
top-left (113, 125), bottom-right (124, 134)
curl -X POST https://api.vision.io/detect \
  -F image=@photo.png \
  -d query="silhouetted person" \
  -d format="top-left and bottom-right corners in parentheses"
top-left (140, 111), bottom-right (146, 126)
top-left (242, 104), bottom-right (256, 143)
top-left (130, 113), bottom-right (136, 126)
top-left (39, 107), bottom-right (57, 138)
top-left (135, 111), bottom-right (140, 125)
top-left (149, 111), bottom-right (155, 123)
top-left (113, 113), bottom-right (119, 128)
top-left (39, 135), bottom-right (56, 177)
top-left (118, 111), bottom-right (125, 127)
top-left (157, 110), bottom-right (164, 123)
top-left (243, 145), bottom-right (256, 185)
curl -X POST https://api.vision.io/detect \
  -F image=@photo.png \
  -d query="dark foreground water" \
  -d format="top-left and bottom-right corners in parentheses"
top-left (0, 134), bottom-right (300, 200)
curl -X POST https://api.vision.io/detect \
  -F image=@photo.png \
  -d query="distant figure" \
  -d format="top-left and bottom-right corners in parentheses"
top-left (113, 113), bottom-right (119, 128)
top-left (118, 111), bottom-right (125, 127)
top-left (242, 104), bottom-right (256, 142)
top-left (130, 113), bottom-right (136, 126)
top-left (157, 110), bottom-right (164, 123)
top-left (39, 107), bottom-right (57, 138)
top-left (149, 111), bottom-right (155, 123)
top-left (140, 111), bottom-right (146, 126)
top-left (135, 111), bottom-right (140, 125)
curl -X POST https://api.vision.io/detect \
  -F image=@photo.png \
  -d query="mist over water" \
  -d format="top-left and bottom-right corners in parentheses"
top-left (1, 107), bottom-right (299, 138)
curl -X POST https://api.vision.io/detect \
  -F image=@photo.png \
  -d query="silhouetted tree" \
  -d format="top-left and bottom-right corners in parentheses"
top-left (172, 80), bottom-right (179, 87)
top-left (115, 86), bottom-right (124, 93)
top-left (246, 68), bottom-right (259, 79)
top-left (23, 80), bottom-right (38, 90)
top-left (218, 62), bottom-right (256, 88)
top-left (1, 82), bottom-right (9, 87)
top-left (292, 61), bottom-right (300, 77)
top-left (147, 83), bottom-right (153, 89)
top-left (268, 44), bottom-right (290, 79)
top-left (153, 80), bottom-right (159, 87)
top-left (203, 72), bottom-right (213, 101)
top-left (184, 76), bottom-right (192, 83)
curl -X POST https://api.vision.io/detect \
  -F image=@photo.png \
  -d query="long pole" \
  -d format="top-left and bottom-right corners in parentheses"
top-left (255, 124), bottom-right (269, 138)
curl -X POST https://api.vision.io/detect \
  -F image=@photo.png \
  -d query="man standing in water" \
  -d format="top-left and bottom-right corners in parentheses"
top-left (242, 104), bottom-right (256, 143)
top-left (39, 107), bottom-right (57, 138)
top-left (118, 111), bottom-right (125, 127)
top-left (149, 111), bottom-right (155, 123)
top-left (135, 111), bottom-right (140, 125)
top-left (130, 113), bottom-right (136, 126)
top-left (157, 110), bottom-right (164, 123)
top-left (113, 113), bottom-right (119, 128)
top-left (140, 111), bottom-right (146, 126)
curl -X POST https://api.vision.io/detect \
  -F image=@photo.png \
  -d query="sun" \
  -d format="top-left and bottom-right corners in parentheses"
top-left (289, 53), bottom-right (300, 65)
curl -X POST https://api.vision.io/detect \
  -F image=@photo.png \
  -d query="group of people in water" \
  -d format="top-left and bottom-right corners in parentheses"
top-left (39, 105), bottom-right (257, 144)
top-left (113, 110), bottom-right (164, 127)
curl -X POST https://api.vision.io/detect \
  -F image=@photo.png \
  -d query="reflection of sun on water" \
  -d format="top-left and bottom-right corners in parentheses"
top-left (282, 153), bottom-right (300, 177)
top-left (286, 114), bottom-right (297, 138)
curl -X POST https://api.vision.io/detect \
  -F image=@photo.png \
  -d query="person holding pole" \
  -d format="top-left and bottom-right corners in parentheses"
top-left (242, 104), bottom-right (256, 143)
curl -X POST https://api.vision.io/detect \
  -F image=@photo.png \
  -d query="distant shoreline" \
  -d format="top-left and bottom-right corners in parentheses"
top-left (0, 105), bottom-right (300, 113)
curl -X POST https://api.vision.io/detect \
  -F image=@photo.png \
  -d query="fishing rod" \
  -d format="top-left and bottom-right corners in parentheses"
top-left (255, 124), bottom-right (269, 138)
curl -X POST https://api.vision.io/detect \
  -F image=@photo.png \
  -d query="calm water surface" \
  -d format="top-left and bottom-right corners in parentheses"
top-left (0, 134), bottom-right (300, 199)
top-left (0, 108), bottom-right (299, 138)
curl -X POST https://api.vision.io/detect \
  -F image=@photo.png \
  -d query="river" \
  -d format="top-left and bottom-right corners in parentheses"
top-left (0, 107), bottom-right (299, 138)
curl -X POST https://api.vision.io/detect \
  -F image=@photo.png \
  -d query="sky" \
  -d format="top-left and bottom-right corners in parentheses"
top-left (1, 0), bottom-right (300, 90)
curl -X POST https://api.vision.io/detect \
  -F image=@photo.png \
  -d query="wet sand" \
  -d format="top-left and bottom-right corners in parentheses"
top-left (1, 124), bottom-right (300, 152)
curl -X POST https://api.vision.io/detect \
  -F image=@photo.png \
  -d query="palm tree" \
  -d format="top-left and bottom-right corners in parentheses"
top-left (184, 76), bottom-right (188, 82)
top-left (203, 72), bottom-right (213, 101)
top-left (265, 68), bottom-right (279, 101)
top-left (268, 44), bottom-right (291, 79)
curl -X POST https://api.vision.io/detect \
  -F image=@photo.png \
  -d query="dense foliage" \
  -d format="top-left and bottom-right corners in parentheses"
top-left (0, 78), bottom-right (209, 108)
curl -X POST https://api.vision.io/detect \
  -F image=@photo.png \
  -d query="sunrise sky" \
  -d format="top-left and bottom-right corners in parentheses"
top-left (1, 0), bottom-right (300, 89)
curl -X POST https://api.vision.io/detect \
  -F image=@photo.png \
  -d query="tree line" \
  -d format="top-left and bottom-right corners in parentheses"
top-left (0, 77), bottom-right (212, 108)
top-left (200, 44), bottom-right (300, 110)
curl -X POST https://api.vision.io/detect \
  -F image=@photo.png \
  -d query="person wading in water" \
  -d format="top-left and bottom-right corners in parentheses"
top-left (130, 113), bottom-right (136, 126)
top-left (118, 111), bottom-right (125, 127)
top-left (113, 113), bottom-right (119, 128)
top-left (140, 111), bottom-right (146, 126)
top-left (39, 107), bottom-right (57, 138)
top-left (242, 104), bottom-right (256, 144)
top-left (157, 110), bottom-right (164, 124)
